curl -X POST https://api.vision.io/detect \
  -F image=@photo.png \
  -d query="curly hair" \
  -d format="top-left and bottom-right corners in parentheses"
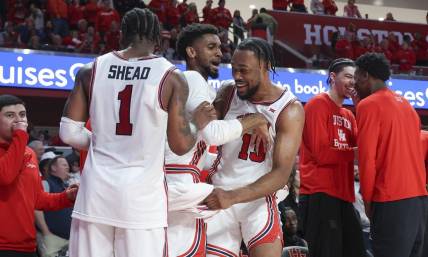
top-left (355, 52), bottom-right (391, 82)
top-left (236, 37), bottom-right (277, 74)
top-left (176, 23), bottom-right (219, 60)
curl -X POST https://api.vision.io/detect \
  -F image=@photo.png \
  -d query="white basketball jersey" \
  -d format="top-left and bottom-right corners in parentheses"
top-left (72, 52), bottom-right (175, 229)
top-left (209, 86), bottom-right (297, 189)
top-left (164, 71), bottom-right (216, 184)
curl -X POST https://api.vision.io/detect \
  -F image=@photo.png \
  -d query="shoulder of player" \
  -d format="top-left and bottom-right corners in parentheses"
top-left (216, 82), bottom-right (234, 98)
top-left (76, 62), bottom-right (94, 83)
top-left (276, 100), bottom-right (304, 129)
top-left (304, 93), bottom-right (329, 110)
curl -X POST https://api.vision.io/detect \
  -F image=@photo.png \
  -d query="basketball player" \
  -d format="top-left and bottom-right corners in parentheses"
top-left (354, 53), bottom-right (427, 257)
top-left (59, 8), bottom-right (215, 257)
top-left (166, 24), bottom-right (270, 257)
top-left (299, 58), bottom-right (366, 257)
top-left (204, 38), bottom-right (305, 257)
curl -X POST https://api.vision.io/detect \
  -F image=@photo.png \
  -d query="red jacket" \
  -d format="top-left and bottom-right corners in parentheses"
top-left (420, 130), bottom-right (428, 184)
top-left (300, 93), bottom-right (357, 202)
top-left (0, 131), bottom-right (73, 252)
top-left (356, 88), bottom-right (427, 202)
top-left (323, 0), bottom-right (337, 15)
top-left (95, 8), bottom-right (120, 33)
top-left (209, 7), bottom-right (232, 29)
top-left (396, 47), bottom-right (416, 72)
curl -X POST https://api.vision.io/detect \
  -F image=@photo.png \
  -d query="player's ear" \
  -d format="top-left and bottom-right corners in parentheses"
top-left (186, 46), bottom-right (196, 59)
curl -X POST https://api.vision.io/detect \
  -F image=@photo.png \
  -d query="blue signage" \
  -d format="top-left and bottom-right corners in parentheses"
top-left (1, 49), bottom-right (427, 109)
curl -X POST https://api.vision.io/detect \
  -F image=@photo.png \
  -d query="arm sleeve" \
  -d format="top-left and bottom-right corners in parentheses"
top-left (199, 119), bottom-right (243, 145)
top-left (302, 99), bottom-right (354, 166)
top-left (356, 101), bottom-right (380, 202)
top-left (0, 130), bottom-right (28, 185)
top-left (59, 117), bottom-right (92, 151)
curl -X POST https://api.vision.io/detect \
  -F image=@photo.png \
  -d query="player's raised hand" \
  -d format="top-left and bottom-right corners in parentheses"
top-left (192, 101), bottom-right (217, 130)
top-left (203, 188), bottom-right (235, 210)
top-left (66, 183), bottom-right (79, 202)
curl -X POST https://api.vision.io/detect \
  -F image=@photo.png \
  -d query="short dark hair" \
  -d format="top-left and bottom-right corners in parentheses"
top-left (121, 8), bottom-right (161, 47)
top-left (260, 7), bottom-right (267, 13)
top-left (176, 23), bottom-right (219, 60)
top-left (0, 95), bottom-right (25, 112)
top-left (327, 58), bottom-right (355, 84)
top-left (236, 37), bottom-right (276, 74)
top-left (355, 52), bottom-right (391, 82)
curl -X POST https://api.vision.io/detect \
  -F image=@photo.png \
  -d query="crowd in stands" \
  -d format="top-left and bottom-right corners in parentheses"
top-left (332, 23), bottom-right (428, 74)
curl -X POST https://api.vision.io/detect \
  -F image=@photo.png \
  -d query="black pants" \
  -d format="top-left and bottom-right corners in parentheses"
top-left (371, 196), bottom-right (428, 257)
top-left (0, 250), bottom-right (37, 257)
top-left (299, 193), bottom-right (366, 257)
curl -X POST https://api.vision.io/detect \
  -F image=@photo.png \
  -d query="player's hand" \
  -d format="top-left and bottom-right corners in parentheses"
top-left (192, 101), bottom-right (217, 130)
top-left (12, 121), bottom-right (28, 132)
top-left (66, 183), bottom-right (79, 202)
top-left (251, 124), bottom-right (271, 154)
top-left (203, 188), bottom-right (235, 210)
top-left (348, 88), bottom-right (360, 106)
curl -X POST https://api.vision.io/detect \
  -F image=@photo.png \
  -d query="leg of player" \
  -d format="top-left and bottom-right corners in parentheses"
top-left (249, 239), bottom-right (282, 257)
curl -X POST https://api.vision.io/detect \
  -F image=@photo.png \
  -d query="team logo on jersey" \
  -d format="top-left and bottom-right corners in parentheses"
top-left (338, 129), bottom-right (347, 142)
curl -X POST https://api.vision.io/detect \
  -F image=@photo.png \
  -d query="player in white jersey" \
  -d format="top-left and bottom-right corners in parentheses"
top-left (165, 24), bottom-right (270, 257)
top-left (204, 38), bottom-right (305, 257)
top-left (59, 8), bottom-right (215, 257)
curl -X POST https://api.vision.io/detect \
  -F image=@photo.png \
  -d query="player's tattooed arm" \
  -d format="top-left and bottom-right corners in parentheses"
top-left (163, 70), bottom-right (215, 155)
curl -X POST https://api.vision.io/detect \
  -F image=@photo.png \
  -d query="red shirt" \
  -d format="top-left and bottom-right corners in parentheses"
top-left (335, 38), bottom-right (354, 59)
top-left (95, 8), bottom-right (120, 33)
top-left (420, 130), bottom-right (428, 184)
top-left (300, 93), bottom-right (357, 202)
top-left (411, 39), bottom-right (428, 62)
top-left (357, 88), bottom-right (427, 202)
top-left (209, 7), bottom-right (232, 29)
top-left (148, 0), bottom-right (169, 24)
top-left (273, 0), bottom-right (288, 10)
top-left (68, 3), bottom-right (84, 27)
top-left (396, 47), bottom-right (416, 72)
top-left (0, 131), bottom-right (72, 252)
top-left (177, 2), bottom-right (188, 13)
top-left (47, 0), bottom-right (68, 19)
top-left (84, 2), bottom-right (99, 25)
top-left (323, 0), bottom-right (338, 15)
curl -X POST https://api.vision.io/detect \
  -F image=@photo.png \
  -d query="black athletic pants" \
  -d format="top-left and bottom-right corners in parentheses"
top-left (0, 250), bottom-right (37, 257)
top-left (299, 193), bottom-right (366, 257)
top-left (371, 196), bottom-right (428, 257)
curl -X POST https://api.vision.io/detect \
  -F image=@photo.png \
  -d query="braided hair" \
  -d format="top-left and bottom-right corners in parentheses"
top-left (326, 58), bottom-right (355, 85)
top-left (120, 8), bottom-right (161, 47)
top-left (236, 37), bottom-right (276, 74)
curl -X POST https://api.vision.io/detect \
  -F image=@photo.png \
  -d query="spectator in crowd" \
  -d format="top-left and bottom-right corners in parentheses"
top-left (354, 52), bottom-right (428, 257)
top-left (375, 39), bottom-right (393, 64)
top-left (311, 0), bottom-right (325, 15)
top-left (165, 0), bottom-right (180, 30)
top-left (7, 0), bottom-right (28, 25)
top-left (387, 32), bottom-right (400, 59)
top-left (323, 0), bottom-right (338, 15)
top-left (343, 0), bottom-right (362, 18)
top-left (68, 0), bottom-right (84, 31)
top-left (43, 156), bottom-right (74, 257)
top-left (30, 3), bottom-right (44, 35)
top-left (84, 0), bottom-right (99, 26)
top-left (208, 0), bottom-right (233, 31)
top-left (0, 22), bottom-right (18, 48)
top-left (246, 8), bottom-right (258, 29)
top-left (257, 7), bottom-right (278, 43)
top-left (114, 0), bottom-right (146, 16)
top-left (47, 0), bottom-right (69, 37)
top-left (396, 41), bottom-right (416, 73)
top-left (103, 21), bottom-right (120, 53)
top-left (426, 11), bottom-right (428, 24)
top-left (95, 0), bottom-right (120, 37)
top-left (148, 0), bottom-right (169, 25)
top-left (353, 165), bottom-right (372, 254)
top-left (249, 17), bottom-right (268, 41)
top-left (0, 94), bottom-right (78, 257)
top-left (412, 32), bottom-right (428, 66)
top-left (384, 12), bottom-right (396, 21)
top-left (334, 33), bottom-right (354, 59)
top-left (177, 0), bottom-right (188, 13)
top-left (76, 26), bottom-right (100, 54)
top-left (28, 140), bottom-right (45, 161)
top-left (288, 0), bottom-right (308, 13)
top-left (66, 149), bottom-right (81, 185)
top-left (300, 58), bottom-right (365, 257)
top-left (232, 10), bottom-right (246, 45)
top-left (272, 0), bottom-right (288, 11)
top-left (282, 207), bottom-right (307, 247)
top-left (219, 30), bottom-right (233, 62)
top-left (202, 0), bottom-right (213, 23)
top-left (182, 3), bottom-right (199, 27)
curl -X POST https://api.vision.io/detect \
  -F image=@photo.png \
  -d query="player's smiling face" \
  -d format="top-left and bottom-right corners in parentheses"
top-left (231, 49), bottom-right (265, 100)
top-left (192, 34), bottom-right (222, 79)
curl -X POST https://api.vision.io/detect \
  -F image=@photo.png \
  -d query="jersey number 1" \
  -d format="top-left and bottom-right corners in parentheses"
top-left (116, 85), bottom-right (133, 135)
top-left (238, 133), bottom-right (266, 162)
